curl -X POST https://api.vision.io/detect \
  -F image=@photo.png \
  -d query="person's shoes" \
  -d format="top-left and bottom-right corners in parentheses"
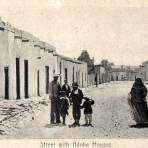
top-left (56, 120), bottom-right (61, 123)
top-left (50, 121), bottom-right (55, 124)
top-left (69, 123), bottom-right (77, 128)
top-left (88, 124), bottom-right (94, 127)
top-left (77, 123), bottom-right (80, 127)
top-left (83, 124), bottom-right (89, 126)
top-left (63, 123), bottom-right (66, 126)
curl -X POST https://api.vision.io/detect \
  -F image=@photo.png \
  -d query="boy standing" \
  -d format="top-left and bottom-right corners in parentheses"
top-left (81, 97), bottom-right (95, 127)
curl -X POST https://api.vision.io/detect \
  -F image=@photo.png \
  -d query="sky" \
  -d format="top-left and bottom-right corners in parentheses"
top-left (0, 0), bottom-right (148, 66)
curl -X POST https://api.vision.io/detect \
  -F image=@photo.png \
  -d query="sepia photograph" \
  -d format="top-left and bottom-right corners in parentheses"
top-left (1, 0), bottom-right (148, 147)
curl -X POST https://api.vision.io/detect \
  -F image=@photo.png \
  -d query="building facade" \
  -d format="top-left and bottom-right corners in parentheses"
top-left (110, 65), bottom-right (139, 81)
top-left (138, 61), bottom-right (148, 81)
top-left (54, 54), bottom-right (87, 87)
top-left (0, 18), bottom-right (87, 100)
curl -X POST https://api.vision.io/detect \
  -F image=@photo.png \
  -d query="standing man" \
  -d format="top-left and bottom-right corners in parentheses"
top-left (62, 79), bottom-right (71, 103)
top-left (70, 82), bottom-right (83, 127)
top-left (49, 74), bottom-right (61, 124)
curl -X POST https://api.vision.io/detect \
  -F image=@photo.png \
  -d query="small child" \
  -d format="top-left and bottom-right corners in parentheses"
top-left (59, 91), bottom-right (69, 125)
top-left (81, 97), bottom-right (95, 127)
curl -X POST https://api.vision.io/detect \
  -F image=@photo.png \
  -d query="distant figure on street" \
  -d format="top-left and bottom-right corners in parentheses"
top-left (128, 78), bottom-right (148, 126)
top-left (59, 91), bottom-right (69, 125)
top-left (62, 79), bottom-right (71, 104)
top-left (70, 82), bottom-right (83, 127)
top-left (49, 74), bottom-right (61, 124)
top-left (81, 97), bottom-right (95, 127)
top-left (95, 75), bottom-right (98, 87)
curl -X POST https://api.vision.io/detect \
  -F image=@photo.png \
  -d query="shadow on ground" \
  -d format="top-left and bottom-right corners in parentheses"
top-left (130, 123), bottom-right (148, 128)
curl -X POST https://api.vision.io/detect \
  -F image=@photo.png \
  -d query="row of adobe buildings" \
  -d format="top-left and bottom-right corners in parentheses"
top-left (0, 16), bottom-right (147, 100)
top-left (0, 17), bottom-right (87, 100)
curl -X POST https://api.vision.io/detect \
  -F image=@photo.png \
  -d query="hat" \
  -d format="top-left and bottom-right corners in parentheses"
top-left (72, 82), bottom-right (79, 87)
top-left (53, 74), bottom-right (60, 77)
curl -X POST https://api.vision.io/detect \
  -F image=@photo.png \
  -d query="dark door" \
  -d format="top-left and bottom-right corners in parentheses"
top-left (76, 72), bottom-right (78, 83)
top-left (60, 62), bottom-right (62, 85)
top-left (4, 67), bottom-right (9, 99)
top-left (16, 58), bottom-right (20, 99)
top-left (24, 60), bottom-right (29, 98)
top-left (72, 67), bottom-right (75, 84)
top-left (64, 68), bottom-right (68, 82)
top-left (116, 75), bottom-right (118, 81)
top-left (37, 70), bottom-right (40, 96)
top-left (45, 66), bottom-right (49, 94)
top-left (82, 72), bottom-right (83, 88)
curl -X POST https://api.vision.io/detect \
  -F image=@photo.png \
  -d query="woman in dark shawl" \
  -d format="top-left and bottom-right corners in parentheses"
top-left (129, 78), bottom-right (148, 124)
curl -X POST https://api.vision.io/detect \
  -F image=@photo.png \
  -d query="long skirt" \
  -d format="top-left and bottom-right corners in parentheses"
top-left (128, 95), bottom-right (148, 124)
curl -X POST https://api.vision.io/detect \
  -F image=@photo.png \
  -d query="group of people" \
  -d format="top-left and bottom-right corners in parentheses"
top-left (129, 78), bottom-right (148, 126)
top-left (49, 74), bottom-right (94, 127)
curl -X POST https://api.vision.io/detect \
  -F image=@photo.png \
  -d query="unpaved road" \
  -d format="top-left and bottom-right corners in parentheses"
top-left (3, 81), bottom-right (148, 138)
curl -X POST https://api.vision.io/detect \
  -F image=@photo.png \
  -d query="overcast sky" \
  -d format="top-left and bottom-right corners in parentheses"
top-left (0, 0), bottom-right (148, 66)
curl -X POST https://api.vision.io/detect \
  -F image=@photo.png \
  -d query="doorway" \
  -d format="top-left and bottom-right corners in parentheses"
top-left (45, 66), bottom-right (49, 94)
top-left (24, 60), bottom-right (28, 98)
top-left (16, 58), bottom-right (20, 99)
top-left (64, 68), bottom-right (68, 82)
top-left (82, 72), bottom-right (83, 87)
top-left (72, 67), bottom-right (75, 84)
top-left (4, 67), bottom-right (9, 99)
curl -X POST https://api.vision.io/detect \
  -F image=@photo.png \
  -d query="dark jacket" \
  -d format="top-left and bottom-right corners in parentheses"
top-left (70, 88), bottom-right (83, 111)
top-left (59, 97), bottom-right (69, 115)
top-left (62, 84), bottom-right (71, 98)
top-left (81, 99), bottom-right (94, 114)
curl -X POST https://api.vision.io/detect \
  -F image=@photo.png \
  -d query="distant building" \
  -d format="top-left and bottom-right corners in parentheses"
top-left (78, 50), bottom-right (94, 86)
top-left (78, 50), bottom-right (108, 86)
top-left (54, 54), bottom-right (87, 87)
top-left (110, 65), bottom-right (139, 81)
top-left (138, 61), bottom-right (148, 81)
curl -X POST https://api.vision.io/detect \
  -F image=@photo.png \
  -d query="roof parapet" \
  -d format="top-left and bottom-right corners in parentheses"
top-left (45, 42), bottom-right (55, 53)
top-left (0, 16), bottom-right (56, 54)
top-left (14, 28), bottom-right (22, 39)
top-left (5, 22), bottom-right (14, 33)
top-left (0, 21), bottom-right (5, 30)
top-left (54, 53), bottom-right (87, 64)
top-left (34, 40), bottom-right (41, 47)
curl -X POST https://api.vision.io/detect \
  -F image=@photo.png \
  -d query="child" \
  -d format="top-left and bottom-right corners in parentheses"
top-left (59, 91), bottom-right (69, 125)
top-left (81, 97), bottom-right (95, 127)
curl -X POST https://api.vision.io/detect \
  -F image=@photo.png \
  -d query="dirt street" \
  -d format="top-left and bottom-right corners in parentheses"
top-left (2, 81), bottom-right (148, 139)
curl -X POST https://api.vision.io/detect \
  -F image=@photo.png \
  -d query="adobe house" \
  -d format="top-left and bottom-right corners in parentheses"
top-left (0, 18), bottom-right (87, 100)
top-left (53, 54), bottom-right (88, 88)
top-left (0, 18), bottom-right (55, 100)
